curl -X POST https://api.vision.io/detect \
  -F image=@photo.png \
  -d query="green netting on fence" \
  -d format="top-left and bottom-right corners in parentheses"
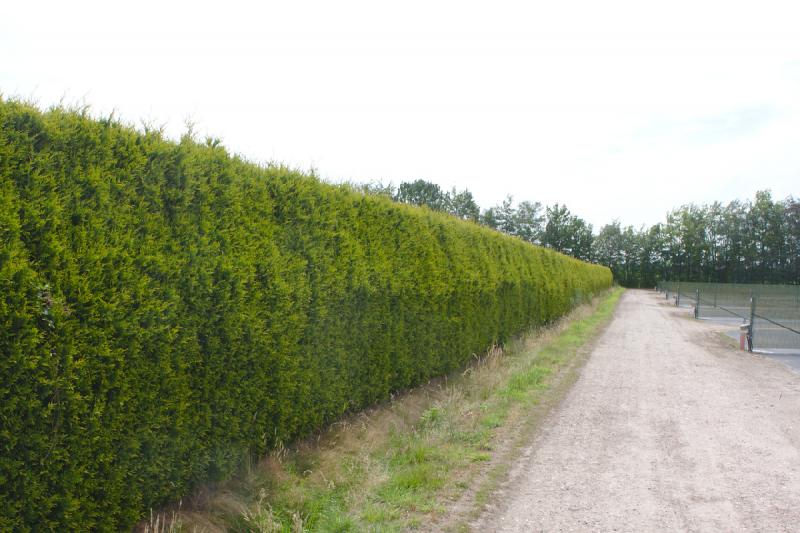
top-left (656, 281), bottom-right (800, 351)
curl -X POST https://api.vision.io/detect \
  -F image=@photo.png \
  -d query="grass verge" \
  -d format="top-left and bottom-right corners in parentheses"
top-left (145, 287), bottom-right (624, 532)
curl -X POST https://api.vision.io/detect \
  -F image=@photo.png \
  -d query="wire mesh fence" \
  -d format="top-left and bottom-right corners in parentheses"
top-left (656, 281), bottom-right (800, 352)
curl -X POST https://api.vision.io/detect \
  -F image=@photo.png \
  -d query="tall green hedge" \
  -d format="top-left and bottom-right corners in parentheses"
top-left (0, 99), bottom-right (612, 530)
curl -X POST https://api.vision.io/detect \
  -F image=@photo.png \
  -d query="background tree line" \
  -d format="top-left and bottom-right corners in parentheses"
top-left (356, 180), bottom-right (800, 287)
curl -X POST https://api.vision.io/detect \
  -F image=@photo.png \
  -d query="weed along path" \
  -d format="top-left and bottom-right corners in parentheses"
top-left (475, 289), bottom-right (800, 532)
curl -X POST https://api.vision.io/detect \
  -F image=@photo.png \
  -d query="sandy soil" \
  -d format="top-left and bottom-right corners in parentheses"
top-left (473, 289), bottom-right (800, 532)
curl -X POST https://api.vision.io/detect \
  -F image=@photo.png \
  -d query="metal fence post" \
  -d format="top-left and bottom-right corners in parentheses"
top-left (694, 289), bottom-right (700, 318)
top-left (748, 293), bottom-right (755, 352)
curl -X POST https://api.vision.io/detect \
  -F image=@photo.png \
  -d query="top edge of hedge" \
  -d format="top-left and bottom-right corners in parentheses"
top-left (0, 98), bottom-right (611, 531)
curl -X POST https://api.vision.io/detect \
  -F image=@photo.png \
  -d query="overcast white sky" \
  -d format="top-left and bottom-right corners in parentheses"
top-left (2, 1), bottom-right (799, 229)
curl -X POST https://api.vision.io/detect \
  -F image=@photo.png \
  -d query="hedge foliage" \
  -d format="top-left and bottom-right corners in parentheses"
top-left (0, 99), bottom-right (612, 530)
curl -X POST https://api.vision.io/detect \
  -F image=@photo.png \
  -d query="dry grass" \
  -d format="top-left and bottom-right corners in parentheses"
top-left (140, 504), bottom-right (183, 533)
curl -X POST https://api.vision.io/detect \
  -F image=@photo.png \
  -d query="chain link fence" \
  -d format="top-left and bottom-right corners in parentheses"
top-left (656, 281), bottom-right (800, 353)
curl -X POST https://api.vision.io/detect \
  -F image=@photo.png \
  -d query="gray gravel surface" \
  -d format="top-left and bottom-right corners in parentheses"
top-left (474, 289), bottom-right (800, 532)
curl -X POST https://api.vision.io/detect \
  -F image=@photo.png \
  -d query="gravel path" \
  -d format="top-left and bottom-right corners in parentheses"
top-left (474, 289), bottom-right (800, 532)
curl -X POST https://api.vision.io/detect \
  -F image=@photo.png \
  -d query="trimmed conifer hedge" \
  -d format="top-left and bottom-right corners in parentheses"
top-left (0, 99), bottom-right (612, 530)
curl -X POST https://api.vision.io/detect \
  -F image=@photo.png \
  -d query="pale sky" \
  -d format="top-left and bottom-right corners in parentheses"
top-left (2, 0), bottom-right (799, 229)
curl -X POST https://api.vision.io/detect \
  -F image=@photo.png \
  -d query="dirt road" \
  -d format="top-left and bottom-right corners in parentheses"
top-left (474, 289), bottom-right (800, 532)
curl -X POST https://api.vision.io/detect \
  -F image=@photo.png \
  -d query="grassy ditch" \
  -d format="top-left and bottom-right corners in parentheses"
top-left (146, 288), bottom-right (624, 532)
